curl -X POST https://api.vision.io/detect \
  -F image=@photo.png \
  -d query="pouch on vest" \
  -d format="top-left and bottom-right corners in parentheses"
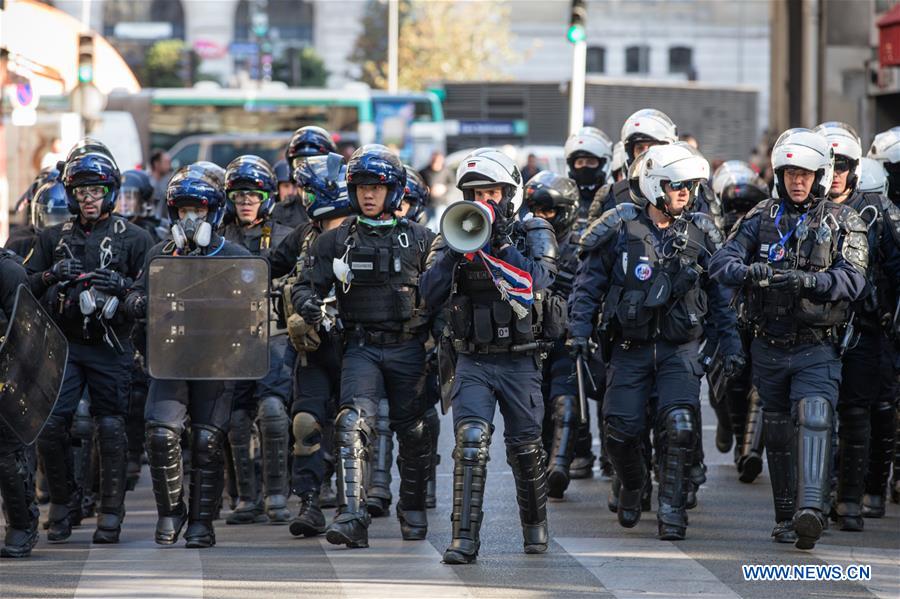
top-left (510, 300), bottom-right (534, 344)
top-left (795, 298), bottom-right (847, 328)
top-left (449, 295), bottom-right (472, 340)
top-left (473, 304), bottom-right (494, 344)
top-left (348, 246), bottom-right (387, 284)
top-left (660, 287), bottom-right (707, 343)
top-left (615, 289), bottom-right (654, 341)
top-left (492, 300), bottom-right (513, 346)
top-left (542, 293), bottom-right (568, 340)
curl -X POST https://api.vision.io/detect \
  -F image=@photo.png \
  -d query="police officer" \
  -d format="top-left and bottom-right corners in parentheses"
top-left (868, 126), bottom-right (900, 205)
top-left (267, 153), bottom-right (351, 538)
top-left (291, 144), bottom-right (436, 549)
top-left (814, 122), bottom-right (900, 527)
top-left (220, 156), bottom-right (294, 524)
top-left (273, 126), bottom-right (337, 228)
top-left (397, 166), bottom-right (431, 226)
top-left (6, 166), bottom-right (60, 258)
top-left (421, 148), bottom-right (559, 563)
top-left (125, 162), bottom-right (250, 548)
top-left (0, 251), bottom-right (39, 558)
top-left (564, 127), bottom-right (615, 228)
top-left (572, 144), bottom-right (739, 541)
top-left (27, 140), bottom-right (152, 544)
top-left (520, 170), bottom-right (583, 499)
top-left (710, 128), bottom-right (869, 550)
top-left (117, 169), bottom-right (166, 243)
top-left (708, 161), bottom-right (770, 482)
top-left (9, 179), bottom-right (69, 266)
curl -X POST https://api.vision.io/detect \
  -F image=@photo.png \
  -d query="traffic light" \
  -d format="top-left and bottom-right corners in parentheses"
top-left (77, 34), bottom-right (94, 84)
top-left (567, 0), bottom-right (587, 44)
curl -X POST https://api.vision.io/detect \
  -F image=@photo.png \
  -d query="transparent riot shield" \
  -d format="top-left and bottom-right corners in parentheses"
top-left (146, 256), bottom-right (270, 380)
top-left (0, 285), bottom-right (69, 445)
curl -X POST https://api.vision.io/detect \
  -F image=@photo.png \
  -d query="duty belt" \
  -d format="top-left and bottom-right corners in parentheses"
top-left (756, 327), bottom-right (832, 348)
top-left (345, 327), bottom-right (417, 346)
top-left (453, 339), bottom-right (553, 355)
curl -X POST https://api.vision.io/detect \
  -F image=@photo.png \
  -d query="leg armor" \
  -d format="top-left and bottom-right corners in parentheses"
top-left (38, 415), bottom-right (76, 543)
top-left (325, 408), bottom-right (371, 549)
top-left (442, 418), bottom-right (490, 565)
top-left (737, 389), bottom-right (764, 483)
top-left (367, 398), bottom-right (394, 518)
top-left (862, 401), bottom-right (895, 517)
top-left (126, 379), bottom-right (148, 491)
top-left (225, 409), bottom-right (264, 524)
top-left (395, 409), bottom-right (437, 540)
top-left (320, 413), bottom-right (337, 508)
top-left (0, 450), bottom-right (38, 558)
top-left (604, 419), bottom-right (645, 528)
top-left (223, 442), bottom-right (238, 511)
top-left (547, 395), bottom-right (577, 499)
top-left (569, 420), bottom-right (595, 479)
top-left (426, 417), bottom-right (440, 510)
top-left (506, 440), bottom-right (549, 554)
top-left (146, 424), bottom-right (186, 545)
top-left (258, 396), bottom-right (291, 523)
top-left (711, 388), bottom-right (734, 454)
top-left (763, 411), bottom-right (797, 543)
top-left (71, 398), bottom-right (95, 517)
top-left (185, 425), bottom-right (225, 548)
top-left (793, 396), bottom-right (833, 550)
top-left (835, 405), bottom-right (869, 531)
top-left (656, 409), bottom-right (695, 541)
top-left (289, 411), bottom-right (326, 538)
top-left (893, 403), bottom-right (900, 504)
top-left (92, 416), bottom-right (128, 544)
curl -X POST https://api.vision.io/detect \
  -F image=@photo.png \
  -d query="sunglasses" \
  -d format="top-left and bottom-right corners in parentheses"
top-left (665, 180), bottom-right (697, 192)
top-left (833, 158), bottom-right (853, 173)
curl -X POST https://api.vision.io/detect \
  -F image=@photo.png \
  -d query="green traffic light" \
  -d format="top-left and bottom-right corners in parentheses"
top-left (78, 64), bottom-right (93, 83)
top-left (567, 24), bottom-right (586, 44)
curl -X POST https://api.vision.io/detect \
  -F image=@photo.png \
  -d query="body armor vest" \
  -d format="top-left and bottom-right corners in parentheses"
top-left (553, 231), bottom-right (580, 298)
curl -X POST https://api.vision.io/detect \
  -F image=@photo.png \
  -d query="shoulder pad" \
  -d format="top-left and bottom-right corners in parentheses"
top-left (688, 212), bottom-right (724, 250)
top-left (579, 202), bottom-right (640, 253)
top-left (744, 198), bottom-right (775, 221)
top-left (61, 221), bottom-right (73, 233)
top-left (836, 203), bottom-right (868, 234)
top-left (426, 233), bottom-right (449, 269)
top-left (835, 204), bottom-right (869, 272)
top-left (162, 240), bottom-right (178, 255)
top-left (522, 215), bottom-right (555, 233)
top-left (879, 196), bottom-right (900, 245)
top-left (523, 217), bottom-right (558, 263)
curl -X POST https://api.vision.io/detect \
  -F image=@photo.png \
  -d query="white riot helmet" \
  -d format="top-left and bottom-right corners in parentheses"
top-left (814, 121), bottom-right (862, 194)
top-left (771, 128), bottom-right (834, 201)
top-left (620, 108), bottom-right (678, 169)
top-left (857, 157), bottom-right (889, 196)
top-left (455, 147), bottom-right (522, 217)
top-left (611, 141), bottom-right (626, 177)
top-left (639, 142), bottom-right (710, 213)
top-left (627, 151), bottom-right (650, 203)
top-left (564, 127), bottom-right (614, 188)
top-left (868, 126), bottom-right (900, 164)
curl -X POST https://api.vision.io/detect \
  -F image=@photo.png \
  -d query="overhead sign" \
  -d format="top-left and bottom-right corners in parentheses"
top-left (453, 120), bottom-right (529, 137)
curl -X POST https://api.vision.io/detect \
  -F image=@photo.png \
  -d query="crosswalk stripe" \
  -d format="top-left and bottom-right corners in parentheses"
top-left (815, 543), bottom-right (900, 599)
top-left (556, 536), bottom-right (741, 599)
top-left (319, 537), bottom-right (474, 599)
top-left (74, 539), bottom-right (203, 599)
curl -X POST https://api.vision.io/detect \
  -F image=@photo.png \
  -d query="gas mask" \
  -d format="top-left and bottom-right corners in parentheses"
top-left (171, 209), bottom-right (212, 250)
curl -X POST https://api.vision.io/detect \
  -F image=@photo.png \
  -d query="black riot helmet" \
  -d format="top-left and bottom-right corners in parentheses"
top-left (118, 169), bottom-right (155, 218)
top-left (293, 153), bottom-right (352, 221)
top-left (401, 165), bottom-right (430, 224)
top-left (346, 144), bottom-right (406, 215)
top-left (273, 159), bottom-right (291, 184)
top-left (224, 155), bottom-right (277, 219)
top-left (16, 165), bottom-right (60, 214)
top-left (523, 170), bottom-right (579, 236)
top-left (285, 126), bottom-right (337, 171)
top-left (166, 161), bottom-right (227, 227)
top-left (61, 150), bottom-right (121, 216)
top-left (31, 180), bottom-right (70, 230)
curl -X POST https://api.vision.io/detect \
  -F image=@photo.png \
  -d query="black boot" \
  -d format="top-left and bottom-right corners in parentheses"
top-left (258, 397), bottom-right (291, 524)
top-left (443, 418), bottom-right (490, 565)
top-left (764, 411), bottom-right (797, 543)
top-left (793, 397), bottom-right (832, 550)
top-left (835, 405), bottom-right (868, 531)
top-left (93, 416), bottom-right (128, 544)
top-left (396, 411), bottom-right (436, 541)
top-left (38, 415), bottom-right (76, 543)
top-left (325, 408), bottom-right (371, 549)
top-left (547, 395), bottom-right (577, 499)
top-left (861, 401), bottom-right (895, 518)
top-left (185, 425), bottom-right (226, 549)
top-left (0, 450), bottom-right (39, 558)
top-left (426, 418), bottom-right (441, 509)
top-left (507, 440), bottom-right (549, 554)
top-left (146, 425), bottom-right (187, 545)
top-left (737, 390), bottom-right (765, 483)
top-left (711, 389), bottom-right (734, 453)
top-left (289, 491), bottom-right (326, 537)
top-left (569, 420), bottom-right (595, 479)
top-left (657, 409), bottom-right (694, 541)
top-left (367, 398), bottom-right (393, 518)
top-left (226, 410), bottom-right (265, 524)
top-left (604, 421), bottom-right (645, 529)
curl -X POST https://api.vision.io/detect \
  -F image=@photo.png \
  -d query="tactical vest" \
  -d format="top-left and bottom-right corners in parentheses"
top-left (602, 216), bottom-right (708, 344)
top-left (748, 199), bottom-right (849, 332)
top-left (336, 220), bottom-right (426, 331)
top-left (553, 232), bottom-right (580, 298)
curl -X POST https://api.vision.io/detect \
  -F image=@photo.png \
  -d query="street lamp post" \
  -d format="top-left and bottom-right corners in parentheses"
top-left (388, 0), bottom-right (399, 93)
top-left (567, 0), bottom-right (587, 135)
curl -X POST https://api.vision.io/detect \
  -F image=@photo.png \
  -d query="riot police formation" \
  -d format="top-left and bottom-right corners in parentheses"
top-left (421, 148), bottom-right (560, 563)
top-left (290, 144), bottom-right (437, 549)
top-left (710, 128), bottom-right (870, 549)
top-left (272, 125), bottom-right (337, 228)
top-left (570, 143), bottom-right (740, 541)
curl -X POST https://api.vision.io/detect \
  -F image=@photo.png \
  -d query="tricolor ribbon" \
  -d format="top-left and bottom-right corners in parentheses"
top-left (465, 249), bottom-right (534, 319)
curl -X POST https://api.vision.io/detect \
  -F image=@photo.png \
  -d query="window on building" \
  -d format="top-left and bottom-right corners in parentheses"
top-left (625, 45), bottom-right (650, 74)
top-left (669, 46), bottom-right (694, 75)
top-left (586, 46), bottom-right (605, 74)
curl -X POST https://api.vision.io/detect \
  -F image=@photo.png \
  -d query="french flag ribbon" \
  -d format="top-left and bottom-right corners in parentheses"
top-left (465, 249), bottom-right (534, 319)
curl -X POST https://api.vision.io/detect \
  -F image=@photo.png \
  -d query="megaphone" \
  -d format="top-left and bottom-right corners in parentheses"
top-left (440, 200), bottom-right (494, 254)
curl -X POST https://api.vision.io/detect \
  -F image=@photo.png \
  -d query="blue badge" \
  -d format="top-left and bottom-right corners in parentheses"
top-left (634, 263), bottom-right (653, 281)
top-left (768, 243), bottom-right (786, 262)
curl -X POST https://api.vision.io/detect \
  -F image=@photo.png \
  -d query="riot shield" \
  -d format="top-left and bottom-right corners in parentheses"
top-left (147, 256), bottom-right (270, 380)
top-left (0, 285), bottom-right (68, 445)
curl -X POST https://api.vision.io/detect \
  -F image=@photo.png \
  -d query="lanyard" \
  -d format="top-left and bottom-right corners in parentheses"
top-left (768, 202), bottom-right (807, 262)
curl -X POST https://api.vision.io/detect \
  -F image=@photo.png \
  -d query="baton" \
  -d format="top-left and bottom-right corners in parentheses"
top-left (575, 353), bottom-right (588, 425)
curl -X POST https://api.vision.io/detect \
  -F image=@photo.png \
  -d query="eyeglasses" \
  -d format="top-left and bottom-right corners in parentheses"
top-left (74, 185), bottom-right (108, 202)
top-left (833, 157), bottom-right (852, 173)
top-left (664, 180), bottom-right (697, 192)
top-left (291, 157), bottom-right (309, 171)
top-left (228, 190), bottom-right (269, 206)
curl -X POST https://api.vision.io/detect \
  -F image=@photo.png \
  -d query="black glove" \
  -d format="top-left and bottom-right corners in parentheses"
top-left (51, 258), bottom-right (83, 282)
top-left (723, 353), bottom-right (746, 379)
top-left (299, 296), bottom-right (325, 325)
top-left (566, 336), bottom-right (590, 359)
top-left (124, 293), bottom-right (146, 319)
top-left (746, 262), bottom-right (773, 286)
top-left (491, 216), bottom-right (514, 251)
top-left (769, 270), bottom-right (817, 294)
top-left (92, 268), bottom-right (128, 297)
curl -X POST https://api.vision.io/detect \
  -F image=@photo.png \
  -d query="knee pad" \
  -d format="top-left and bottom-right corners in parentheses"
top-left (71, 410), bottom-right (94, 443)
top-left (662, 408), bottom-right (695, 448)
top-left (229, 409), bottom-right (253, 444)
top-left (454, 418), bottom-right (491, 464)
top-left (258, 396), bottom-right (287, 421)
top-left (335, 407), bottom-right (371, 451)
top-left (763, 411), bottom-right (794, 449)
top-left (797, 396), bottom-right (833, 431)
top-left (40, 415), bottom-right (70, 441)
top-left (146, 424), bottom-right (181, 456)
top-left (292, 412), bottom-right (322, 457)
top-left (838, 405), bottom-right (869, 441)
top-left (397, 413), bottom-right (436, 456)
top-left (192, 425), bottom-right (225, 467)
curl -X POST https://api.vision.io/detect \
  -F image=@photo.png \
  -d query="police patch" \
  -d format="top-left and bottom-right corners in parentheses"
top-left (634, 263), bottom-right (653, 281)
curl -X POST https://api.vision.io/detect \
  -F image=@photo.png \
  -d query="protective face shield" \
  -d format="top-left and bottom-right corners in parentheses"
top-left (115, 188), bottom-right (142, 218)
top-left (620, 108), bottom-right (678, 168)
top-left (857, 157), bottom-right (889, 196)
top-left (31, 181), bottom-right (70, 230)
top-left (171, 208), bottom-right (212, 250)
top-left (771, 128), bottom-right (834, 201)
top-left (639, 143), bottom-right (710, 213)
top-left (564, 127), bottom-right (614, 188)
top-left (711, 160), bottom-right (768, 215)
